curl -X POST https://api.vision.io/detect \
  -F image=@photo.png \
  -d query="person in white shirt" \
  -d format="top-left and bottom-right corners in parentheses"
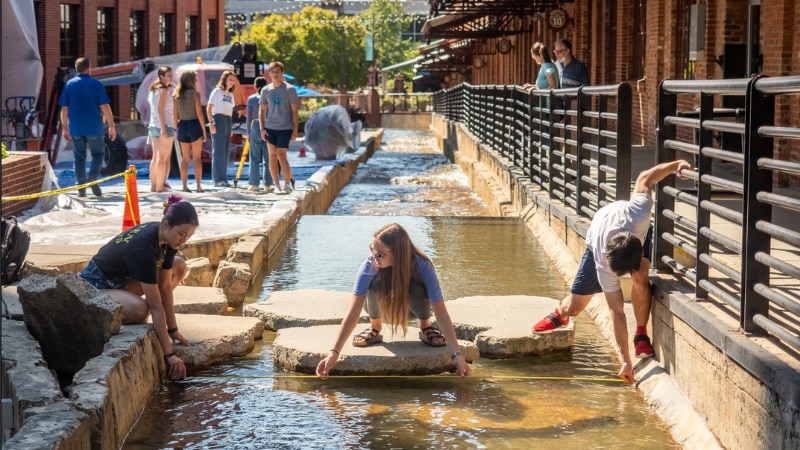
top-left (147, 66), bottom-right (176, 192)
top-left (207, 70), bottom-right (238, 187)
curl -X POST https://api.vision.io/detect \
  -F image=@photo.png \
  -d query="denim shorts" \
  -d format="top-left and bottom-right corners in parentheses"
top-left (571, 224), bottom-right (653, 295)
top-left (148, 126), bottom-right (176, 138)
top-left (79, 260), bottom-right (128, 290)
top-left (264, 129), bottom-right (293, 148)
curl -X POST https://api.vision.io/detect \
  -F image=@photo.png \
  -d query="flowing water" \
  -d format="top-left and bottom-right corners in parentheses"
top-left (123, 130), bottom-right (677, 449)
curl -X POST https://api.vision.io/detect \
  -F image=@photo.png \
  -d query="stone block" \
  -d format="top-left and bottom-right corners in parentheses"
top-left (243, 289), bottom-right (367, 330)
top-left (17, 274), bottom-right (122, 377)
top-left (174, 285), bottom-right (228, 315)
top-left (184, 256), bottom-right (214, 287)
top-left (2, 402), bottom-right (91, 449)
top-left (171, 314), bottom-right (264, 369)
top-left (212, 260), bottom-right (251, 308)
top-left (226, 235), bottom-right (266, 276)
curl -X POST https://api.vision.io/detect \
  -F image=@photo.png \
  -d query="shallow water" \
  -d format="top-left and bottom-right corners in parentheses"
top-left (123, 130), bottom-right (678, 449)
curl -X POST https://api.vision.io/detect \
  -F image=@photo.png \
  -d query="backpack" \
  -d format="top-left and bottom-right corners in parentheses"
top-left (1, 216), bottom-right (31, 285)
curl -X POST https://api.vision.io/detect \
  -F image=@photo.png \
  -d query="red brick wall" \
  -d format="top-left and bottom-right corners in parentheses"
top-left (1, 154), bottom-right (48, 217)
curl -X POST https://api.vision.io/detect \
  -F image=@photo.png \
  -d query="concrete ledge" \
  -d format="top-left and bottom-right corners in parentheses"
top-left (243, 289), bottom-right (368, 330)
top-left (273, 324), bottom-right (479, 375)
top-left (173, 285), bottom-right (228, 315)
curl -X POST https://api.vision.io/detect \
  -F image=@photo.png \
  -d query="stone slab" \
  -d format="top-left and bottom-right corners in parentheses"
top-left (273, 324), bottom-right (479, 375)
top-left (243, 288), bottom-right (369, 330)
top-left (2, 284), bottom-right (23, 319)
top-left (173, 285), bottom-right (228, 315)
top-left (165, 313), bottom-right (264, 369)
top-left (446, 295), bottom-right (574, 358)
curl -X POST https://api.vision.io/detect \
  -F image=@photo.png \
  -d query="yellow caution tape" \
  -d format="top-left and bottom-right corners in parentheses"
top-left (2, 168), bottom-right (133, 201)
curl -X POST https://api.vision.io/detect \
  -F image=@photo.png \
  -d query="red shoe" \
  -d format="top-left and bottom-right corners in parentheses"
top-left (634, 334), bottom-right (654, 359)
top-left (533, 308), bottom-right (569, 333)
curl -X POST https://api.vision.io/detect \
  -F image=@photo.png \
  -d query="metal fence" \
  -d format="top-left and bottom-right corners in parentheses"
top-left (656, 75), bottom-right (800, 352)
top-left (434, 82), bottom-right (632, 218)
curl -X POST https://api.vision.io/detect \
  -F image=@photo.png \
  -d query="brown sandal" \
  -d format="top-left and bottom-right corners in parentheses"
top-left (419, 326), bottom-right (446, 347)
top-left (352, 327), bottom-right (383, 347)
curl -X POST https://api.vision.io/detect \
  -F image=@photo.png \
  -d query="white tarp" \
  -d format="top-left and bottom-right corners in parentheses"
top-left (2, 0), bottom-right (43, 134)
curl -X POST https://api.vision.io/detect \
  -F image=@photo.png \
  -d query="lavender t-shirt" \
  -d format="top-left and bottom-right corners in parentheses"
top-left (352, 255), bottom-right (444, 302)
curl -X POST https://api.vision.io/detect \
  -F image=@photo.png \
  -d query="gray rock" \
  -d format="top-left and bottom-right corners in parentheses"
top-left (2, 284), bottom-right (24, 320)
top-left (184, 256), bottom-right (214, 287)
top-left (2, 402), bottom-right (91, 450)
top-left (174, 285), bottom-right (228, 315)
top-left (273, 324), bottom-right (479, 375)
top-left (243, 289), bottom-right (368, 330)
top-left (170, 314), bottom-right (264, 369)
top-left (213, 260), bottom-right (251, 308)
top-left (17, 273), bottom-right (122, 376)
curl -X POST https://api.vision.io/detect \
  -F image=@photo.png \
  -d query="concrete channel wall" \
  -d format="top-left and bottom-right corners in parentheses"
top-left (1, 135), bottom-right (381, 448)
top-left (432, 116), bottom-right (800, 450)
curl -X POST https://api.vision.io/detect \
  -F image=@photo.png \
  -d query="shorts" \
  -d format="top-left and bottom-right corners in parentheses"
top-left (264, 128), bottom-right (293, 148)
top-left (148, 126), bottom-right (176, 138)
top-left (364, 277), bottom-right (432, 320)
top-left (79, 260), bottom-right (128, 290)
top-left (177, 119), bottom-right (204, 143)
top-left (570, 224), bottom-right (653, 295)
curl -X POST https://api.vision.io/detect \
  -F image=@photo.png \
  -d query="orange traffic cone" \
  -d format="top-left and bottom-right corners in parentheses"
top-left (298, 146), bottom-right (306, 157)
top-left (122, 165), bottom-right (141, 231)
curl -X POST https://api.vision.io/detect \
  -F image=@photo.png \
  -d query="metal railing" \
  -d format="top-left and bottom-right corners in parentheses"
top-left (656, 75), bottom-right (800, 352)
top-left (435, 82), bottom-right (632, 218)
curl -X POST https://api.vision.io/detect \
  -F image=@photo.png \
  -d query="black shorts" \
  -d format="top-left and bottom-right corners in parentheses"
top-left (177, 119), bottom-right (204, 143)
top-left (264, 128), bottom-right (293, 148)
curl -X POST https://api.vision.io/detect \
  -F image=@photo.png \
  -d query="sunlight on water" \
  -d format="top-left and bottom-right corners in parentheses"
top-left (123, 130), bottom-right (678, 449)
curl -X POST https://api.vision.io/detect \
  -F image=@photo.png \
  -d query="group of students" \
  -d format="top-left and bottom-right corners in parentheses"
top-left (144, 62), bottom-right (298, 194)
top-left (78, 155), bottom-right (690, 383)
top-left (522, 38), bottom-right (591, 93)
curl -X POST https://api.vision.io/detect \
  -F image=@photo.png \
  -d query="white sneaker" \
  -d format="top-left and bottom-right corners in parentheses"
top-left (274, 186), bottom-right (285, 195)
top-left (263, 185), bottom-right (273, 193)
top-left (247, 185), bottom-right (260, 192)
top-left (283, 184), bottom-right (292, 194)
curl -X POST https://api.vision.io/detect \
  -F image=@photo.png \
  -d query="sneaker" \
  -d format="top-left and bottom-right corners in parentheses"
top-left (247, 185), bottom-right (260, 192)
top-left (88, 176), bottom-right (102, 197)
top-left (273, 186), bottom-right (285, 195)
top-left (634, 334), bottom-right (655, 359)
top-left (263, 185), bottom-right (273, 193)
top-left (283, 184), bottom-right (292, 194)
top-left (532, 308), bottom-right (569, 333)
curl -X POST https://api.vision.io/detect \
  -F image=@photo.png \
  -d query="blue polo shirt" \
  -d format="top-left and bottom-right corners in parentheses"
top-left (58, 73), bottom-right (111, 136)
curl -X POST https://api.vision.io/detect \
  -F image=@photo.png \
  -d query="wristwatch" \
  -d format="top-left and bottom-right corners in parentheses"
top-left (451, 351), bottom-right (461, 360)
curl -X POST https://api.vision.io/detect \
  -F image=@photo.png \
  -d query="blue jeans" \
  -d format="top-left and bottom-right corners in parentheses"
top-left (211, 114), bottom-right (232, 183)
top-left (248, 133), bottom-right (273, 187)
top-left (72, 134), bottom-right (105, 184)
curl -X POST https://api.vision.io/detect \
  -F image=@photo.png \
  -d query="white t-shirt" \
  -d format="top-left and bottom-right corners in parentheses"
top-left (586, 192), bottom-right (653, 292)
top-left (148, 86), bottom-right (175, 128)
top-left (207, 88), bottom-right (235, 117)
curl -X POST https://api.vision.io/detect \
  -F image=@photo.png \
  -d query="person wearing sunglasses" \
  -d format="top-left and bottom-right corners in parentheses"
top-left (316, 223), bottom-right (471, 378)
top-left (553, 38), bottom-right (590, 88)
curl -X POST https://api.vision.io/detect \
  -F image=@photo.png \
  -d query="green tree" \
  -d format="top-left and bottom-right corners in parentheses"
top-left (359, 0), bottom-right (416, 70)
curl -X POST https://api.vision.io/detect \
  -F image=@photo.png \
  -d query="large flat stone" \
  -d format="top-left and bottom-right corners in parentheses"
top-left (243, 289), bottom-right (368, 330)
top-left (446, 295), bottom-right (574, 358)
top-left (173, 285), bottom-right (228, 315)
top-left (167, 314), bottom-right (264, 369)
top-left (1, 284), bottom-right (23, 319)
top-left (273, 324), bottom-right (479, 375)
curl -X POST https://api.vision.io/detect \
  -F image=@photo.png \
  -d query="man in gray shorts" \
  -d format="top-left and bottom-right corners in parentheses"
top-left (532, 159), bottom-right (692, 383)
top-left (259, 61), bottom-right (299, 194)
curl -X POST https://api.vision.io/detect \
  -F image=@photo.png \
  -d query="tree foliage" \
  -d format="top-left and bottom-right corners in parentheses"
top-left (235, 3), bottom-right (418, 91)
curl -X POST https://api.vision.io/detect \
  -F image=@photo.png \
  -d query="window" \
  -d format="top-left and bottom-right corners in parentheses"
top-left (130, 86), bottom-right (139, 120)
top-left (160, 13), bottom-right (175, 55)
top-left (97, 8), bottom-right (114, 67)
top-left (631, 0), bottom-right (646, 80)
top-left (60, 4), bottom-right (79, 67)
top-left (130, 11), bottom-right (145, 61)
top-left (208, 19), bottom-right (217, 47)
top-left (185, 16), bottom-right (199, 51)
top-left (676, 0), bottom-right (694, 79)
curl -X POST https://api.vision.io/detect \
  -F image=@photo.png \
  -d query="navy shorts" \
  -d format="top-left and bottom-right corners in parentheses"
top-left (79, 260), bottom-right (128, 290)
top-left (177, 119), bottom-right (204, 143)
top-left (571, 224), bottom-right (653, 295)
top-left (264, 128), bottom-right (293, 148)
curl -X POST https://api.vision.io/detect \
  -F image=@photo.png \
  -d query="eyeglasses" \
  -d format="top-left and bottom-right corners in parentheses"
top-left (369, 244), bottom-right (391, 260)
top-left (553, 48), bottom-right (567, 54)
top-left (270, 70), bottom-right (282, 75)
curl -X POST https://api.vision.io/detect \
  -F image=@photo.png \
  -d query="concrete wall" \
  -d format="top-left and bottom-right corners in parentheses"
top-left (379, 113), bottom-right (432, 130)
top-left (431, 114), bottom-right (800, 450)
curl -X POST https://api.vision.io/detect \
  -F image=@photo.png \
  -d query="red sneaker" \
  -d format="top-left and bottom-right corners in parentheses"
top-left (532, 308), bottom-right (569, 333)
top-left (634, 334), bottom-right (654, 359)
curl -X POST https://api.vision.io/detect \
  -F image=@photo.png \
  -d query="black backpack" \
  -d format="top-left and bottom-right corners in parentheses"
top-left (1, 216), bottom-right (31, 285)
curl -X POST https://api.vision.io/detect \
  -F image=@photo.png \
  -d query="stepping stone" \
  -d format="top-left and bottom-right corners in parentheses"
top-left (165, 314), bottom-right (264, 370)
top-left (273, 324), bottom-right (479, 375)
top-left (243, 289), bottom-right (368, 331)
top-left (173, 285), bottom-right (228, 315)
top-left (447, 295), bottom-right (574, 358)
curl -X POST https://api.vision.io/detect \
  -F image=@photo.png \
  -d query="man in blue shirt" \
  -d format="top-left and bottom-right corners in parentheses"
top-left (553, 39), bottom-right (590, 88)
top-left (59, 57), bottom-right (117, 197)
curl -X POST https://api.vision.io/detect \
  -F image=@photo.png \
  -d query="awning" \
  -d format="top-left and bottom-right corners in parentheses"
top-left (422, 0), bottom-right (558, 40)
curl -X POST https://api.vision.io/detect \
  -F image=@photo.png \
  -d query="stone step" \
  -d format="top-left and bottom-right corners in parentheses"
top-left (243, 288), bottom-right (369, 330)
top-left (165, 313), bottom-right (264, 370)
top-left (173, 285), bottom-right (228, 315)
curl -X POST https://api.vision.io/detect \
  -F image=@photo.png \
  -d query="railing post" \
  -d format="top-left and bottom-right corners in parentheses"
top-left (741, 76), bottom-right (772, 332)
top-left (576, 86), bottom-right (591, 214)
top-left (655, 82), bottom-right (676, 273)
top-left (694, 93), bottom-right (715, 299)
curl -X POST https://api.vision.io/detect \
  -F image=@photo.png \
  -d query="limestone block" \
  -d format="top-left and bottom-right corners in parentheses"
top-left (2, 402), bottom-right (91, 450)
top-left (170, 314), bottom-right (264, 369)
top-left (173, 285), bottom-right (228, 315)
top-left (1, 284), bottom-right (24, 319)
top-left (446, 295), bottom-right (574, 358)
top-left (184, 256), bottom-right (214, 287)
top-left (1, 319), bottom-right (63, 433)
top-left (17, 274), bottom-right (122, 376)
top-left (243, 289), bottom-right (368, 331)
top-left (212, 260), bottom-right (251, 308)
top-left (226, 235), bottom-right (266, 275)
top-left (273, 324), bottom-right (479, 375)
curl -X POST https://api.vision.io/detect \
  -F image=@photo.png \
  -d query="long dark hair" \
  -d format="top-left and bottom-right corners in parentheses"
top-left (162, 195), bottom-right (199, 227)
top-left (173, 71), bottom-right (197, 100)
top-left (149, 66), bottom-right (173, 91)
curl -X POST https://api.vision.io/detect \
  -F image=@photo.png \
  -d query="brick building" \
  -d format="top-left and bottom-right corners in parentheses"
top-left (34, 0), bottom-right (226, 124)
top-left (423, 0), bottom-right (799, 181)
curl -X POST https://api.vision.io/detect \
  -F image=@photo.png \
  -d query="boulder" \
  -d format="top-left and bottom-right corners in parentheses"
top-left (170, 314), bottom-right (264, 369)
top-left (183, 256), bottom-right (214, 287)
top-left (17, 274), bottom-right (122, 377)
top-left (213, 260), bottom-right (251, 308)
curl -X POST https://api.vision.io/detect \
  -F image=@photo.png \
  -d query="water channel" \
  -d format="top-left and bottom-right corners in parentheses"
top-left (123, 130), bottom-right (677, 448)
